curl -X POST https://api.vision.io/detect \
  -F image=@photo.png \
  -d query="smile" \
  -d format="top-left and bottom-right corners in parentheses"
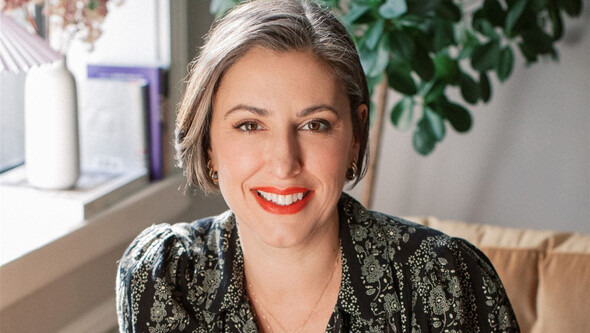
top-left (256, 190), bottom-right (309, 206)
top-left (251, 187), bottom-right (313, 215)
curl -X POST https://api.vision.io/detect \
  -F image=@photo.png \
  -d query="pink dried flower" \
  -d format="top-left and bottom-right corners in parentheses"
top-left (0, 0), bottom-right (42, 11)
top-left (1, 0), bottom-right (121, 49)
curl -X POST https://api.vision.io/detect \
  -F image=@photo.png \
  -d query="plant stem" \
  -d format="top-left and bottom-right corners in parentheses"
top-left (362, 75), bottom-right (388, 209)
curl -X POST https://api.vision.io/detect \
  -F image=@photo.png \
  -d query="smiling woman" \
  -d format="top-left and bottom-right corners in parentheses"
top-left (116, 0), bottom-right (520, 332)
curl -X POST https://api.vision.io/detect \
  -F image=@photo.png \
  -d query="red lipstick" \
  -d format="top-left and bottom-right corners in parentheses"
top-left (251, 187), bottom-right (313, 215)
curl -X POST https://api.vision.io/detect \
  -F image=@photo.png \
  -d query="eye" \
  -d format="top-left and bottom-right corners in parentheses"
top-left (235, 121), bottom-right (263, 132)
top-left (301, 119), bottom-right (331, 132)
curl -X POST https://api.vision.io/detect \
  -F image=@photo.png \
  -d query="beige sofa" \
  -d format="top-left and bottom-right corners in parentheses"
top-left (408, 217), bottom-right (590, 333)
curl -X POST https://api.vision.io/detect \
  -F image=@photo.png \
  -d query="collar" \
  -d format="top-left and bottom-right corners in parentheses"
top-left (334, 193), bottom-right (396, 324)
top-left (204, 211), bottom-right (247, 315)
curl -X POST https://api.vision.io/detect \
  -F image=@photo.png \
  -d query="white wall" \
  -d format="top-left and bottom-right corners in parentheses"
top-left (348, 10), bottom-right (590, 234)
top-left (66, 0), bottom-right (170, 74)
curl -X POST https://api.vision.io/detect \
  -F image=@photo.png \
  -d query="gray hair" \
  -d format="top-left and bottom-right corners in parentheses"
top-left (175, 0), bottom-right (370, 193)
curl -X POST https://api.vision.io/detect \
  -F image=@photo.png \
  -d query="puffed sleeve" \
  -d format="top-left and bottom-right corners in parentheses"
top-left (116, 224), bottom-right (196, 332)
top-left (408, 236), bottom-right (520, 332)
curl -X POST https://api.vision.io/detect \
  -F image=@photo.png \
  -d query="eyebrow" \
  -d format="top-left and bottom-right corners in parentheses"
top-left (224, 104), bottom-right (269, 119)
top-left (223, 104), bottom-right (340, 119)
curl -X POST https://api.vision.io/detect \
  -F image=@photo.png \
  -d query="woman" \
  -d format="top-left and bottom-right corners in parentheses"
top-left (116, 0), bottom-right (519, 332)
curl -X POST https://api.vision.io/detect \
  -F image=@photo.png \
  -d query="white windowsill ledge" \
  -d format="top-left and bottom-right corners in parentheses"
top-left (0, 174), bottom-right (195, 312)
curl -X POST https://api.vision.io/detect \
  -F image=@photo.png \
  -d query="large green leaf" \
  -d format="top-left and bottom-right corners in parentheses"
top-left (390, 97), bottom-right (414, 130)
top-left (434, 53), bottom-right (460, 85)
top-left (359, 46), bottom-right (375, 76)
top-left (510, 10), bottom-right (539, 34)
top-left (342, 4), bottom-right (371, 25)
top-left (379, 0), bottom-right (408, 19)
top-left (479, 71), bottom-right (492, 103)
top-left (505, 0), bottom-right (528, 34)
top-left (423, 79), bottom-right (446, 104)
top-left (436, 0), bottom-right (462, 22)
top-left (406, 0), bottom-right (442, 15)
top-left (386, 60), bottom-right (418, 95)
top-left (457, 30), bottom-right (480, 59)
top-left (473, 17), bottom-right (500, 40)
top-left (441, 101), bottom-right (472, 132)
top-left (410, 43), bottom-right (435, 81)
top-left (364, 19), bottom-right (386, 50)
top-left (549, 3), bottom-right (564, 40)
top-left (372, 37), bottom-right (391, 77)
top-left (424, 107), bottom-right (446, 140)
top-left (471, 40), bottom-right (501, 72)
top-left (361, 38), bottom-right (390, 77)
top-left (209, 0), bottom-right (236, 16)
top-left (460, 72), bottom-right (481, 104)
top-left (319, 0), bottom-right (340, 8)
top-left (559, 0), bottom-right (583, 16)
top-left (518, 41), bottom-right (538, 63)
top-left (483, 0), bottom-right (506, 27)
top-left (521, 29), bottom-right (555, 54)
top-left (529, 0), bottom-right (548, 12)
top-left (413, 118), bottom-right (437, 155)
top-left (389, 31), bottom-right (415, 60)
top-left (433, 20), bottom-right (456, 51)
top-left (497, 46), bottom-right (514, 82)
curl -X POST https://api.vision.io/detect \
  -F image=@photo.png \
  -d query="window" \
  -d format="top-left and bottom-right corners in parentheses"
top-left (0, 71), bottom-right (26, 172)
top-left (0, 8), bottom-right (38, 172)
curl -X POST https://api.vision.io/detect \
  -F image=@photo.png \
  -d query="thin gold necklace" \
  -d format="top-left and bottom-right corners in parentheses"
top-left (246, 248), bottom-right (341, 333)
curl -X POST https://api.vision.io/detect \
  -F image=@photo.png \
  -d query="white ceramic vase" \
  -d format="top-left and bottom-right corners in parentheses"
top-left (24, 58), bottom-right (79, 190)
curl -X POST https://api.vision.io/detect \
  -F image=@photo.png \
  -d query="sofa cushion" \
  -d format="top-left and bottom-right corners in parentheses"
top-left (532, 233), bottom-right (590, 333)
top-left (483, 247), bottom-right (539, 333)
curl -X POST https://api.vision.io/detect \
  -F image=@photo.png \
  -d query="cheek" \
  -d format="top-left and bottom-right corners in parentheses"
top-left (213, 138), bottom-right (263, 185)
top-left (303, 137), bottom-right (349, 181)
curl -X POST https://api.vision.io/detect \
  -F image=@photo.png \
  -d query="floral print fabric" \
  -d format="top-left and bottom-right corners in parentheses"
top-left (117, 193), bottom-right (519, 332)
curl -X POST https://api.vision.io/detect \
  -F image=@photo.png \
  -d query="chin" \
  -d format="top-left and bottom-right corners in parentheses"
top-left (258, 223), bottom-right (312, 248)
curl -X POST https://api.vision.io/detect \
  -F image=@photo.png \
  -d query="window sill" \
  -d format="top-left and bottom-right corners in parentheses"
top-left (0, 174), bottom-right (195, 312)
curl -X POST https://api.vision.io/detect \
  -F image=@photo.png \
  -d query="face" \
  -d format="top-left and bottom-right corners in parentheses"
top-left (209, 47), bottom-right (366, 248)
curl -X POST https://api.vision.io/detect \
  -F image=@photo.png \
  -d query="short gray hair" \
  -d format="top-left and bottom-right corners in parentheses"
top-left (175, 0), bottom-right (370, 193)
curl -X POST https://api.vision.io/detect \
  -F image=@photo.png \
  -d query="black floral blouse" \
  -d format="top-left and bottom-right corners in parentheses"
top-left (116, 193), bottom-right (519, 332)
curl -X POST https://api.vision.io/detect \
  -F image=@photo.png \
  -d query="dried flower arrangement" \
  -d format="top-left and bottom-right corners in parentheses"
top-left (0, 0), bottom-right (122, 51)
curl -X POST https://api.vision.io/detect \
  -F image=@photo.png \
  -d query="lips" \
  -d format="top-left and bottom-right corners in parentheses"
top-left (251, 187), bottom-right (313, 215)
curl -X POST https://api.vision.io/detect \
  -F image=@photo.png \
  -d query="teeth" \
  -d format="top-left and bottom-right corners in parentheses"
top-left (257, 190), bottom-right (308, 206)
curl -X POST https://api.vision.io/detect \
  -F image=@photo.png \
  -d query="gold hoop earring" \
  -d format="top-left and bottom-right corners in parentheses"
top-left (207, 160), bottom-right (219, 185)
top-left (346, 160), bottom-right (358, 181)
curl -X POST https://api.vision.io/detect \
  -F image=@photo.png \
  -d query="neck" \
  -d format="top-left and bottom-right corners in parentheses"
top-left (238, 212), bottom-right (341, 301)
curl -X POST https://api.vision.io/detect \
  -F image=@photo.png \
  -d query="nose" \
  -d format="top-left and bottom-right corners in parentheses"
top-left (266, 128), bottom-right (302, 179)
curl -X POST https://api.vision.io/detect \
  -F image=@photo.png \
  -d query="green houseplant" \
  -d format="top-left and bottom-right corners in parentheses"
top-left (209, 0), bottom-right (583, 205)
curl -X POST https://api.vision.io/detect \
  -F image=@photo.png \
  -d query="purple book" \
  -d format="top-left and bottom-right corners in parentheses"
top-left (87, 65), bottom-right (167, 180)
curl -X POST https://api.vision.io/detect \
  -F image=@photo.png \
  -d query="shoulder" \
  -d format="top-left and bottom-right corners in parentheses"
top-left (339, 193), bottom-right (518, 330)
top-left (341, 193), bottom-right (487, 261)
top-left (340, 193), bottom-right (446, 258)
top-left (116, 210), bottom-right (236, 331)
top-left (354, 201), bottom-right (503, 283)
top-left (118, 210), bottom-right (234, 277)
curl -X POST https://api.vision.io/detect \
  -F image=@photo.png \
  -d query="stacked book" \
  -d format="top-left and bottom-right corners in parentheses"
top-left (86, 65), bottom-right (168, 181)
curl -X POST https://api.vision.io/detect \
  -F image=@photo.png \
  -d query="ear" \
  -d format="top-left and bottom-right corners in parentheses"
top-left (356, 103), bottom-right (368, 128)
top-left (351, 103), bottom-right (369, 154)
